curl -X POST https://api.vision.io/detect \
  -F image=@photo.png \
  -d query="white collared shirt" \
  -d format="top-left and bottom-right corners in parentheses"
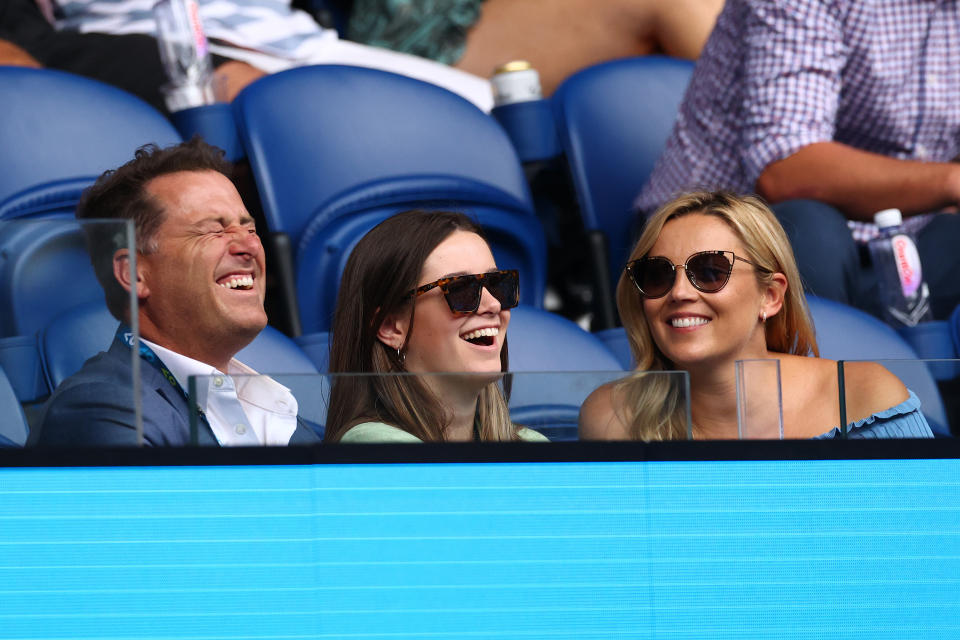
top-left (141, 339), bottom-right (299, 446)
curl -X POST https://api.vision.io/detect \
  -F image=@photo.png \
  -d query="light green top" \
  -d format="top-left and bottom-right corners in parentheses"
top-left (340, 421), bottom-right (550, 443)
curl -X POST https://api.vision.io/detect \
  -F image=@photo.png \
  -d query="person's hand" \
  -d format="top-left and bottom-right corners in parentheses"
top-left (0, 39), bottom-right (42, 68)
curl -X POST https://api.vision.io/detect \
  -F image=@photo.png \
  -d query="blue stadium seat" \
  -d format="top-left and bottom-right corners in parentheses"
top-left (508, 306), bottom-right (624, 373)
top-left (0, 363), bottom-right (28, 447)
top-left (552, 56), bottom-right (694, 328)
top-left (507, 306), bottom-right (626, 441)
top-left (37, 301), bottom-right (118, 392)
top-left (896, 320), bottom-right (958, 381)
top-left (0, 68), bottom-right (180, 340)
top-left (0, 219), bottom-right (106, 338)
top-left (951, 304), bottom-right (960, 358)
top-left (295, 332), bottom-right (331, 372)
top-left (0, 67), bottom-right (180, 219)
top-left (807, 295), bottom-right (948, 435)
top-left (594, 327), bottom-right (635, 371)
top-left (233, 64), bottom-right (547, 333)
top-left (0, 335), bottom-right (46, 407)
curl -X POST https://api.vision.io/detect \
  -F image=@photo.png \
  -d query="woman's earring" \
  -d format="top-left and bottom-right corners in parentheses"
top-left (760, 311), bottom-right (767, 323)
top-left (396, 348), bottom-right (405, 365)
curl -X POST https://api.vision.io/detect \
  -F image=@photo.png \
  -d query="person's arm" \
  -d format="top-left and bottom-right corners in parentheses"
top-left (756, 141), bottom-right (960, 220)
top-left (840, 361), bottom-right (909, 421)
top-left (653, 0), bottom-right (726, 60)
top-left (37, 381), bottom-right (149, 447)
top-left (578, 383), bottom-right (632, 440)
top-left (0, 38), bottom-right (42, 67)
top-left (742, 0), bottom-right (960, 220)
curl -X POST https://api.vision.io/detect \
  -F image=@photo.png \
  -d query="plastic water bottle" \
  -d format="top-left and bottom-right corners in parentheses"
top-left (153, 0), bottom-right (216, 111)
top-left (867, 208), bottom-right (933, 327)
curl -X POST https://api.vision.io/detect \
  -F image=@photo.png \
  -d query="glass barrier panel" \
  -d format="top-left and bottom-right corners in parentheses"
top-left (0, 218), bottom-right (140, 447)
top-left (735, 359), bottom-right (784, 440)
top-left (835, 358), bottom-right (959, 439)
top-left (185, 370), bottom-right (691, 445)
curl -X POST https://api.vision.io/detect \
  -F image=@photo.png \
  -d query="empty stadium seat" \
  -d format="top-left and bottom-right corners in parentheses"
top-left (233, 64), bottom-right (547, 333)
top-left (552, 56), bottom-right (694, 328)
top-left (0, 67), bottom-right (180, 219)
top-left (0, 68), bottom-right (180, 341)
top-left (507, 306), bottom-right (627, 441)
top-left (0, 364), bottom-right (28, 447)
top-left (594, 327), bottom-right (635, 371)
top-left (0, 219), bottom-right (108, 338)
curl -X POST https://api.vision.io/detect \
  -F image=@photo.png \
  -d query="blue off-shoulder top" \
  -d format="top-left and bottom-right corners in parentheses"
top-left (814, 390), bottom-right (933, 439)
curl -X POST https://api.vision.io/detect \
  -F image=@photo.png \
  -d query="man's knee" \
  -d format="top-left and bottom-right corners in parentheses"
top-left (773, 199), bottom-right (853, 254)
top-left (771, 199), bottom-right (861, 304)
top-left (917, 213), bottom-right (960, 319)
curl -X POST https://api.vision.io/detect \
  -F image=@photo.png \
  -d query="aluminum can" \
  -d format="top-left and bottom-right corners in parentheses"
top-left (491, 60), bottom-right (543, 106)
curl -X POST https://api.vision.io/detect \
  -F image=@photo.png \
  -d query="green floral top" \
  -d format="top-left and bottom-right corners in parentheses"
top-left (348, 0), bottom-right (485, 64)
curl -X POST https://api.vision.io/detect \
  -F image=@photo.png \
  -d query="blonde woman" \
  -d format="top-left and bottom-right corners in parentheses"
top-left (579, 191), bottom-right (932, 440)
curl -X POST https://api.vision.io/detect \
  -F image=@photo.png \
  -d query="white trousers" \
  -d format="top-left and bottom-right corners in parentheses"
top-left (209, 37), bottom-right (494, 112)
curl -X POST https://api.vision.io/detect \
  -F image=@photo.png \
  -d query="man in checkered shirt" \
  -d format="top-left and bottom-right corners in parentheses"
top-left (636, 0), bottom-right (960, 320)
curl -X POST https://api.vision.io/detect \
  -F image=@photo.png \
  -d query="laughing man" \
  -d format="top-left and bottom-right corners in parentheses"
top-left (38, 139), bottom-right (320, 446)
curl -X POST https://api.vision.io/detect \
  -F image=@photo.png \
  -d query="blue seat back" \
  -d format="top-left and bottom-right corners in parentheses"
top-left (594, 327), bottom-right (634, 371)
top-left (233, 65), bottom-right (546, 332)
top-left (0, 67), bottom-right (180, 217)
top-left (295, 332), bottom-right (331, 373)
top-left (0, 335), bottom-right (47, 405)
top-left (237, 326), bottom-right (320, 375)
top-left (0, 364), bottom-right (28, 447)
top-left (507, 306), bottom-right (626, 441)
top-left (509, 404), bottom-right (580, 442)
top-left (38, 302), bottom-right (119, 392)
top-left (552, 56), bottom-right (694, 288)
top-left (807, 296), bottom-right (948, 435)
top-left (0, 220), bottom-right (105, 338)
top-left (952, 304), bottom-right (960, 356)
top-left (508, 306), bottom-right (624, 373)
top-left (234, 64), bottom-right (537, 249)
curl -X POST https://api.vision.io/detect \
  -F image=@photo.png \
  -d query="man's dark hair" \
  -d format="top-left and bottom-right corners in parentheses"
top-left (78, 137), bottom-right (232, 320)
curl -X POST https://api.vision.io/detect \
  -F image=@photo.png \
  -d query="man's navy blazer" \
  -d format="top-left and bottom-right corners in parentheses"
top-left (36, 340), bottom-right (321, 447)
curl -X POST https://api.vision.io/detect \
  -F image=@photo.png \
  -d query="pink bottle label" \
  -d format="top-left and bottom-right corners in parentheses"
top-left (892, 234), bottom-right (922, 297)
top-left (187, 0), bottom-right (209, 57)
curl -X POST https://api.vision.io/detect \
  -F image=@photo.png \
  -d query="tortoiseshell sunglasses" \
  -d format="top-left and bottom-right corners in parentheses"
top-left (407, 269), bottom-right (519, 314)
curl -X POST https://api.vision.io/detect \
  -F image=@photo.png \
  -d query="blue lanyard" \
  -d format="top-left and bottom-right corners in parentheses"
top-left (114, 325), bottom-right (211, 439)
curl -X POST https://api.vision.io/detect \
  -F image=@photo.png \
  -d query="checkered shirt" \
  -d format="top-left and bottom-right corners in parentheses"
top-left (636, 0), bottom-right (960, 243)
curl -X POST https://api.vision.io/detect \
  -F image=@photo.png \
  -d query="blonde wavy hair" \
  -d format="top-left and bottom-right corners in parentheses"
top-left (614, 191), bottom-right (818, 440)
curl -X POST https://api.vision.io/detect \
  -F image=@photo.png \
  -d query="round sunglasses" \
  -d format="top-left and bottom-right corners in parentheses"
top-left (407, 269), bottom-right (520, 314)
top-left (625, 250), bottom-right (770, 299)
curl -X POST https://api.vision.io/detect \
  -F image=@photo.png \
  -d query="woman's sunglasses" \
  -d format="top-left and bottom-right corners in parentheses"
top-left (625, 250), bottom-right (769, 299)
top-left (408, 269), bottom-right (520, 314)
